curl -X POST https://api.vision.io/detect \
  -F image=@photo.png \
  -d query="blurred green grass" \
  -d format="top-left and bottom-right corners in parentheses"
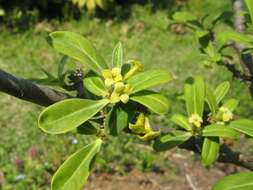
top-left (1, 1), bottom-right (253, 189)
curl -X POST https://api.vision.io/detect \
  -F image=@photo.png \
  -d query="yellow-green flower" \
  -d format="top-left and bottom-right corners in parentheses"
top-left (189, 114), bottom-right (203, 128)
top-left (109, 82), bottom-right (133, 104)
top-left (102, 67), bottom-right (123, 87)
top-left (129, 114), bottom-right (160, 141)
top-left (124, 60), bottom-right (144, 80)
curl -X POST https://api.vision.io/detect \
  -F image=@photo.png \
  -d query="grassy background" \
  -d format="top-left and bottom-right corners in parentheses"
top-left (1, 0), bottom-right (253, 189)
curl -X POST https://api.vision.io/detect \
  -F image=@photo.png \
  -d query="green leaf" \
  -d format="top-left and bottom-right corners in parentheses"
top-left (153, 130), bottom-right (191, 152)
top-left (130, 90), bottom-right (170, 115)
top-left (112, 42), bottom-right (123, 68)
top-left (230, 119), bottom-right (253, 137)
top-left (212, 172), bottom-right (253, 190)
top-left (38, 99), bottom-right (109, 134)
top-left (49, 31), bottom-right (108, 75)
top-left (126, 70), bottom-right (172, 94)
top-left (201, 137), bottom-right (219, 167)
top-left (202, 124), bottom-right (239, 139)
top-left (222, 98), bottom-right (239, 111)
top-left (170, 114), bottom-right (191, 131)
top-left (105, 103), bottom-right (135, 136)
top-left (217, 31), bottom-right (253, 48)
top-left (51, 139), bottom-right (102, 190)
top-left (184, 76), bottom-right (205, 117)
top-left (83, 71), bottom-right (108, 97)
top-left (246, 0), bottom-right (253, 24)
top-left (205, 85), bottom-right (218, 115)
top-left (58, 56), bottom-right (68, 80)
top-left (214, 81), bottom-right (230, 104)
top-left (172, 11), bottom-right (198, 22)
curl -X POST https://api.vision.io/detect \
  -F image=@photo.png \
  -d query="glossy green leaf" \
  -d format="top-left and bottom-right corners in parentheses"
top-left (112, 42), bottom-right (123, 68)
top-left (212, 172), bottom-right (253, 190)
top-left (246, 0), bottom-right (253, 24)
top-left (217, 31), bottom-right (253, 48)
top-left (222, 98), bottom-right (239, 111)
top-left (205, 85), bottom-right (218, 115)
top-left (214, 81), bottom-right (230, 104)
top-left (172, 11), bottom-right (198, 22)
top-left (106, 102), bottom-right (135, 136)
top-left (126, 70), bottom-right (172, 94)
top-left (184, 76), bottom-right (205, 117)
top-left (38, 99), bottom-right (109, 134)
top-left (130, 90), bottom-right (170, 115)
top-left (49, 31), bottom-right (108, 75)
top-left (230, 119), bottom-right (253, 137)
top-left (52, 139), bottom-right (102, 190)
top-left (153, 130), bottom-right (191, 152)
top-left (202, 124), bottom-right (239, 139)
top-left (83, 71), bottom-right (108, 97)
top-left (170, 114), bottom-right (191, 131)
top-left (201, 137), bottom-right (219, 167)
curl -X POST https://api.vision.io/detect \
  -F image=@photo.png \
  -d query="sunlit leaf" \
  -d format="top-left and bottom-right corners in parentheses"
top-left (130, 90), bottom-right (170, 115)
top-left (230, 119), bottom-right (253, 137)
top-left (184, 76), bottom-right (205, 117)
top-left (153, 130), bottom-right (191, 151)
top-left (83, 71), bottom-right (108, 97)
top-left (246, 0), bottom-right (253, 24)
top-left (201, 137), bottom-right (219, 167)
top-left (214, 81), bottom-right (230, 104)
top-left (212, 172), bottom-right (253, 190)
top-left (50, 31), bottom-right (108, 75)
top-left (126, 70), bottom-right (172, 94)
top-left (202, 124), bottom-right (239, 139)
top-left (172, 11), bottom-right (198, 22)
top-left (38, 99), bottom-right (109, 134)
top-left (205, 85), bottom-right (218, 115)
top-left (170, 114), bottom-right (191, 131)
top-left (112, 42), bottom-right (123, 68)
top-left (52, 139), bottom-right (102, 190)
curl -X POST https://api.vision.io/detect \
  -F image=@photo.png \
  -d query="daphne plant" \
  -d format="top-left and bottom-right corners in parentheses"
top-left (153, 76), bottom-right (253, 167)
top-left (38, 31), bottom-right (171, 190)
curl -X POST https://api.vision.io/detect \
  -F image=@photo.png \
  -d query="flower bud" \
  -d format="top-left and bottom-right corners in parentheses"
top-left (189, 114), bottom-right (203, 128)
top-left (120, 94), bottom-right (129, 104)
top-left (109, 92), bottom-right (120, 103)
top-left (114, 82), bottom-right (125, 93)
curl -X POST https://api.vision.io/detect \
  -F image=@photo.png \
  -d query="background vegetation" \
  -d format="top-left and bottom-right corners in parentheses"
top-left (1, 0), bottom-right (253, 189)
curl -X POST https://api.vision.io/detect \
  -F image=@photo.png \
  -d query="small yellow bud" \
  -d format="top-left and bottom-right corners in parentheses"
top-left (124, 84), bottom-right (133, 94)
top-left (102, 69), bottom-right (112, 79)
top-left (109, 92), bottom-right (120, 103)
top-left (120, 94), bottom-right (129, 104)
top-left (111, 67), bottom-right (121, 77)
top-left (114, 82), bottom-right (125, 93)
top-left (189, 114), bottom-right (203, 128)
top-left (105, 78), bottom-right (114, 88)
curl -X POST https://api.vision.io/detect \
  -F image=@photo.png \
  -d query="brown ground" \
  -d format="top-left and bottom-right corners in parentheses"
top-left (85, 150), bottom-right (246, 190)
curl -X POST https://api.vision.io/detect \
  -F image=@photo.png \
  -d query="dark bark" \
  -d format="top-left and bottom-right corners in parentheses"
top-left (0, 69), bottom-right (72, 107)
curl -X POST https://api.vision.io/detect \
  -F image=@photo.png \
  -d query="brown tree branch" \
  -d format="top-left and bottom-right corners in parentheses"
top-left (179, 137), bottom-right (253, 171)
top-left (0, 69), bottom-right (72, 106)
